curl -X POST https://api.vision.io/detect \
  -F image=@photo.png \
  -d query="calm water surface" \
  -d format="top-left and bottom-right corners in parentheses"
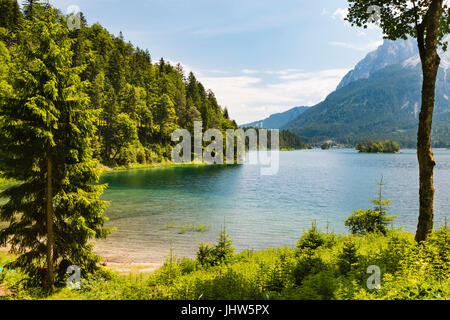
top-left (95, 149), bottom-right (450, 263)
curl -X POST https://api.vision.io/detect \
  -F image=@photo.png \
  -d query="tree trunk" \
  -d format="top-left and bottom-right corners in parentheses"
top-left (415, 0), bottom-right (443, 243)
top-left (46, 156), bottom-right (55, 290)
top-left (416, 61), bottom-right (439, 243)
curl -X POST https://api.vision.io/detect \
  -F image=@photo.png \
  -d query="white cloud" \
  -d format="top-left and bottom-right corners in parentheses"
top-left (166, 60), bottom-right (234, 77)
top-left (204, 69), bottom-right (232, 75)
top-left (330, 40), bottom-right (383, 52)
top-left (331, 8), bottom-right (348, 21)
top-left (278, 69), bottom-right (347, 81)
top-left (166, 60), bottom-right (201, 77)
top-left (356, 30), bottom-right (367, 37)
top-left (264, 68), bottom-right (304, 75)
top-left (197, 68), bottom-right (350, 124)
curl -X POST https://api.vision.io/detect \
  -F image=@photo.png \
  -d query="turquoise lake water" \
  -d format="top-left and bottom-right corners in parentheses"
top-left (94, 149), bottom-right (450, 263)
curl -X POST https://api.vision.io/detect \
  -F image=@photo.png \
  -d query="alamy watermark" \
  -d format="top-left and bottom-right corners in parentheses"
top-left (171, 121), bottom-right (280, 176)
top-left (367, 265), bottom-right (381, 290)
top-left (66, 265), bottom-right (81, 290)
top-left (367, 5), bottom-right (381, 25)
top-left (66, 5), bottom-right (82, 30)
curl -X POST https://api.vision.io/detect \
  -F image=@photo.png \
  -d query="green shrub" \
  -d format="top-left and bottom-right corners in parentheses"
top-left (293, 254), bottom-right (327, 286)
top-left (265, 259), bottom-right (287, 293)
top-left (299, 271), bottom-right (339, 300)
top-left (337, 239), bottom-right (360, 275)
top-left (345, 209), bottom-right (394, 235)
top-left (345, 179), bottom-right (396, 235)
top-left (296, 221), bottom-right (330, 254)
top-left (80, 272), bottom-right (154, 300)
top-left (377, 232), bottom-right (415, 274)
top-left (144, 147), bottom-right (159, 163)
top-left (197, 227), bottom-right (234, 267)
top-left (420, 226), bottom-right (450, 281)
top-left (2, 225), bottom-right (449, 301)
top-left (136, 148), bottom-right (146, 164)
top-left (155, 261), bottom-right (183, 285)
top-left (197, 243), bottom-right (217, 267)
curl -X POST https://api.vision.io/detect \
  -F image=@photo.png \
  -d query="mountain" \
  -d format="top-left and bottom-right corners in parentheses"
top-left (337, 39), bottom-right (418, 90)
top-left (240, 106), bottom-right (309, 129)
top-left (282, 40), bottom-right (450, 148)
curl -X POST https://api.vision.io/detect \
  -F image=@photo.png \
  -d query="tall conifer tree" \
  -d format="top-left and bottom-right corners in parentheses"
top-left (0, 6), bottom-right (110, 288)
top-left (0, 0), bottom-right (22, 30)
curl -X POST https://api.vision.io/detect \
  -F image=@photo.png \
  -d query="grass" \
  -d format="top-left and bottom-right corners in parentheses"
top-left (0, 225), bottom-right (448, 301)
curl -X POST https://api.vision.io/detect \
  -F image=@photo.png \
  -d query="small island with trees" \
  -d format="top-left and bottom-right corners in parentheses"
top-left (320, 143), bottom-right (332, 150)
top-left (356, 140), bottom-right (400, 154)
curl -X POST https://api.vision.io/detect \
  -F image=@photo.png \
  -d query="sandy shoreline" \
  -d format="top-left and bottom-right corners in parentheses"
top-left (104, 262), bottom-right (162, 274)
top-left (0, 161), bottom-right (203, 274)
top-left (94, 250), bottom-right (165, 274)
top-left (0, 163), bottom-right (189, 274)
top-left (1, 245), bottom-right (164, 274)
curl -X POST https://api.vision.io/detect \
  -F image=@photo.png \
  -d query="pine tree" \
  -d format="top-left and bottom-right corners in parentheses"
top-left (100, 80), bottom-right (121, 160)
top-left (159, 57), bottom-right (165, 74)
top-left (10, 0), bottom-right (21, 28)
top-left (338, 240), bottom-right (359, 274)
top-left (179, 97), bottom-right (201, 132)
top-left (370, 177), bottom-right (392, 215)
top-left (0, 0), bottom-right (11, 28)
top-left (223, 107), bottom-right (230, 120)
top-left (0, 39), bottom-right (13, 95)
top-left (107, 48), bottom-right (125, 93)
top-left (108, 113), bottom-right (138, 161)
top-left (0, 7), bottom-right (111, 289)
top-left (0, 0), bottom-right (22, 30)
top-left (155, 94), bottom-right (179, 142)
top-left (22, 0), bottom-right (39, 20)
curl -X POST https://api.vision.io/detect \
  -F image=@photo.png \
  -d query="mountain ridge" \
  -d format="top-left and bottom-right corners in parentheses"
top-left (337, 38), bottom-right (419, 90)
top-left (283, 61), bottom-right (450, 147)
top-left (240, 106), bottom-right (309, 129)
top-left (279, 38), bottom-right (450, 147)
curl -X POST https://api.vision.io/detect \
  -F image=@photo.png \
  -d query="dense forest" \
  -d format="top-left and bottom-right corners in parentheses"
top-left (240, 127), bottom-right (311, 150)
top-left (278, 130), bottom-right (311, 150)
top-left (0, 0), bottom-right (238, 168)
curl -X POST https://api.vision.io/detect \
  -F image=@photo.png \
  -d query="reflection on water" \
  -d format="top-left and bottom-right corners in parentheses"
top-left (94, 149), bottom-right (450, 263)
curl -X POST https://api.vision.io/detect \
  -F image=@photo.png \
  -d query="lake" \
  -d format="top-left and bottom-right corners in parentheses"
top-left (94, 149), bottom-right (450, 263)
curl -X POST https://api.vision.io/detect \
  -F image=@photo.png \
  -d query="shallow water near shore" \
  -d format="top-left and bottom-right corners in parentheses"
top-left (94, 149), bottom-right (450, 263)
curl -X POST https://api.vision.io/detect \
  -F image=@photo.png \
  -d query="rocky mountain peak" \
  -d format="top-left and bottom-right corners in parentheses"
top-left (337, 38), bottom-right (418, 89)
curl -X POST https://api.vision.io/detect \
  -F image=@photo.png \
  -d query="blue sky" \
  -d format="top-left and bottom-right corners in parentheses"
top-left (48, 0), bottom-right (384, 124)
